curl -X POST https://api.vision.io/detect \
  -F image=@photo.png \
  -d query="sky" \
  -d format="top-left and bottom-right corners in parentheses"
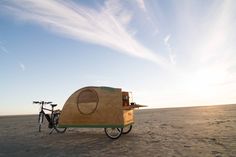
top-left (0, 0), bottom-right (236, 115)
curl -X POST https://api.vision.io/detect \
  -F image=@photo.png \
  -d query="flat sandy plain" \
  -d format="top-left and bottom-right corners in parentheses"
top-left (0, 104), bottom-right (236, 157)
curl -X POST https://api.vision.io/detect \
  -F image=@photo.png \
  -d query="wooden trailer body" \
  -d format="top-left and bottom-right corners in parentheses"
top-left (58, 86), bottom-right (134, 128)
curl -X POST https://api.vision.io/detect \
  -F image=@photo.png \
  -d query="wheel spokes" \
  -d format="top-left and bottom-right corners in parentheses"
top-left (105, 127), bottom-right (122, 139)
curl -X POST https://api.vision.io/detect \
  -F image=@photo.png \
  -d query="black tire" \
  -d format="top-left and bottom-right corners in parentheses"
top-left (104, 128), bottom-right (123, 139)
top-left (38, 113), bottom-right (44, 132)
top-left (122, 125), bottom-right (132, 134)
top-left (53, 114), bottom-right (67, 133)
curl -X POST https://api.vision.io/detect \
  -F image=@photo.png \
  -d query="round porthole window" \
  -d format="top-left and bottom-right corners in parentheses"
top-left (77, 89), bottom-right (99, 115)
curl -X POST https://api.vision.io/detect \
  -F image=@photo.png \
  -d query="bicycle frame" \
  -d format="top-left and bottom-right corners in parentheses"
top-left (40, 105), bottom-right (56, 127)
top-left (34, 101), bottom-right (67, 133)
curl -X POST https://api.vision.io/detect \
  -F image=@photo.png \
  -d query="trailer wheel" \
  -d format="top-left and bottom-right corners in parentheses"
top-left (122, 125), bottom-right (132, 134)
top-left (104, 128), bottom-right (123, 139)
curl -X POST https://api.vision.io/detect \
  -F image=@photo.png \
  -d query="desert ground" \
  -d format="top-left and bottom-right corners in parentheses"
top-left (0, 104), bottom-right (235, 157)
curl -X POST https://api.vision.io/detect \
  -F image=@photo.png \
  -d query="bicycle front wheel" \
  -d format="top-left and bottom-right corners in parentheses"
top-left (53, 114), bottom-right (67, 133)
top-left (38, 112), bottom-right (44, 132)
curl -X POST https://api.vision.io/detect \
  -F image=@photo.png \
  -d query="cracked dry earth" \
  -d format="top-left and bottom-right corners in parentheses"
top-left (0, 104), bottom-right (236, 157)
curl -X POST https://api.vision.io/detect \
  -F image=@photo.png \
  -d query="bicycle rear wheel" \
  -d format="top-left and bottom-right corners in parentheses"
top-left (38, 112), bottom-right (44, 132)
top-left (53, 114), bottom-right (67, 133)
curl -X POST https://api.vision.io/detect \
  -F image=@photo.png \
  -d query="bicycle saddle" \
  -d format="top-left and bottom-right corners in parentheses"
top-left (51, 104), bottom-right (57, 107)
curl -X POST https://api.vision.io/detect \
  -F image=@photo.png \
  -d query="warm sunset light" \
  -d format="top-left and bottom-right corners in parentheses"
top-left (1, 1), bottom-right (236, 156)
top-left (0, 0), bottom-right (236, 115)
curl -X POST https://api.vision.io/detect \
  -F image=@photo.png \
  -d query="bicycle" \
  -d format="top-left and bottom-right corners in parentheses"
top-left (33, 101), bottom-right (67, 134)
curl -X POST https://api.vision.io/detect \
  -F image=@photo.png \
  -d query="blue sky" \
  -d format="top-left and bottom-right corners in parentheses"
top-left (0, 0), bottom-right (236, 115)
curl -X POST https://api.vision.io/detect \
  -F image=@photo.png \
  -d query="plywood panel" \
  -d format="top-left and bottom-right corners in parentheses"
top-left (59, 86), bottom-right (125, 127)
top-left (123, 110), bottom-right (134, 125)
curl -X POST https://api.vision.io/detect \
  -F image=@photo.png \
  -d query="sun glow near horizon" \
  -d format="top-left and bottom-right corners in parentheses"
top-left (0, 0), bottom-right (236, 115)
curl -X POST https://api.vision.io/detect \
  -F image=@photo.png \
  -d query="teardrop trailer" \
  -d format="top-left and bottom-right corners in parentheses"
top-left (35, 86), bottom-right (145, 139)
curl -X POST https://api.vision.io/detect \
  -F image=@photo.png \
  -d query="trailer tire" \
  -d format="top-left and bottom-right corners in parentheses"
top-left (104, 128), bottom-right (123, 139)
top-left (122, 125), bottom-right (132, 134)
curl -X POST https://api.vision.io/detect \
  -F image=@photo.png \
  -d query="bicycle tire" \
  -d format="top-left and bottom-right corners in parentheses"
top-left (38, 112), bottom-right (44, 132)
top-left (53, 114), bottom-right (67, 133)
top-left (122, 125), bottom-right (132, 134)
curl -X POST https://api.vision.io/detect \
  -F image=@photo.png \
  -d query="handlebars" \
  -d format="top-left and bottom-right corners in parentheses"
top-left (33, 101), bottom-right (58, 109)
top-left (33, 101), bottom-right (52, 104)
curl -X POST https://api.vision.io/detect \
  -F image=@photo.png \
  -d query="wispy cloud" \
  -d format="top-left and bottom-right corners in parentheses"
top-left (0, 40), bottom-right (25, 71)
top-left (135, 0), bottom-right (160, 36)
top-left (164, 34), bottom-right (176, 64)
top-left (129, 0), bottom-right (236, 107)
top-left (1, 0), bottom-right (168, 66)
top-left (0, 41), bottom-right (9, 54)
top-left (19, 62), bottom-right (25, 71)
top-left (136, 0), bottom-right (146, 12)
